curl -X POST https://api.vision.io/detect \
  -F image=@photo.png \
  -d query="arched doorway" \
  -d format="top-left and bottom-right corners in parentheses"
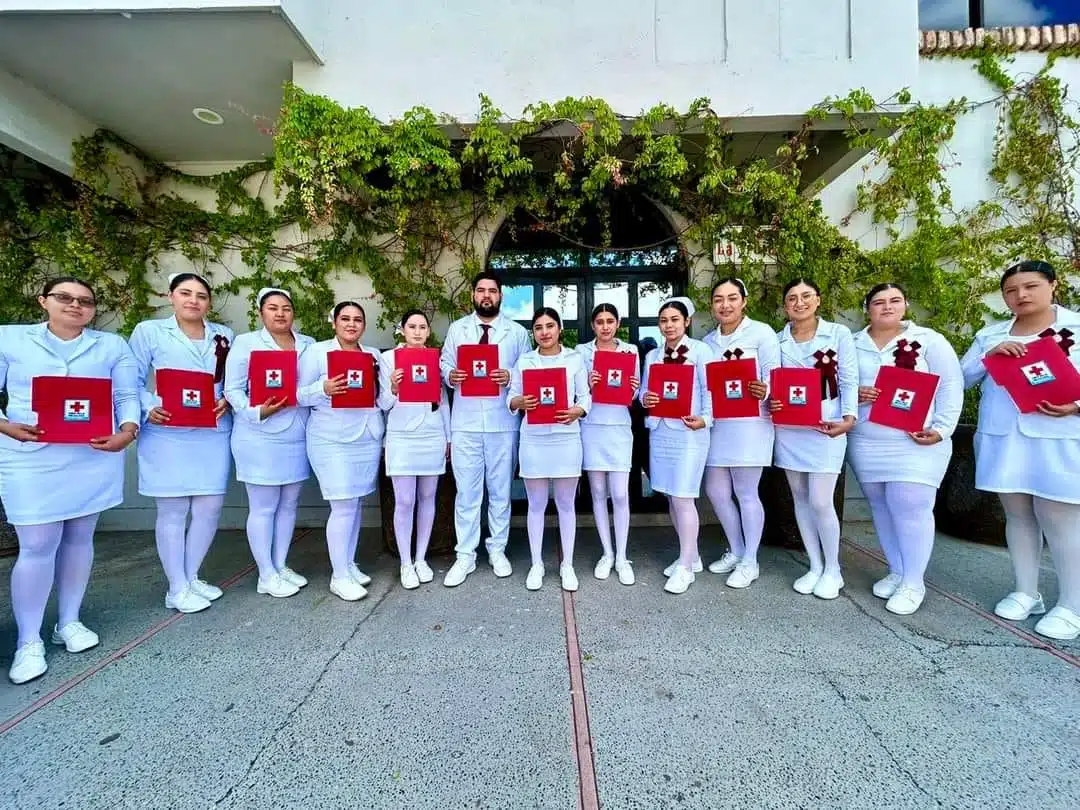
top-left (487, 194), bottom-right (685, 514)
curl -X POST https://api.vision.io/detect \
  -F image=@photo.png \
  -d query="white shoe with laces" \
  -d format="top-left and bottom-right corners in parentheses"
top-left (348, 563), bottom-right (372, 586)
top-left (400, 564), bottom-right (420, 590)
top-left (615, 559), bottom-right (635, 586)
top-left (9, 641), bottom-right (47, 685)
top-left (414, 560), bottom-right (434, 583)
top-left (594, 554), bottom-right (614, 580)
top-left (664, 557), bottom-right (703, 578)
top-left (164, 587), bottom-right (212, 614)
top-left (885, 584), bottom-right (926, 615)
top-left (793, 571), bottom-right (821, 595)
top-left (189, 578), bottom-right (223, 601)
top-left (330, 575), bottom-right (368, 601)
top-left (444, 558), bottom-right (476, 587)
top-left (526, 564), bottom-right (545, 591)
top-left (257, 572), bottom-right (300, 598)
top-left (560, 564), bottom-right (579, 592)
top-left (708, 552), bottom-right (740, 575)
top-left (278, 567), bottom-right (308, 588)
top-left (812, 572), bottom-right (844, 600)
top-left (725, 562), bottom-right (760, 589)
top-left (489, 550), bottom-right (513, 578)
top-left (51, 621), bottom-right (100, 652)
top-left (664, 564), bottom-right (695, 594)
top-left (872, 573), bottom-right (903, 599)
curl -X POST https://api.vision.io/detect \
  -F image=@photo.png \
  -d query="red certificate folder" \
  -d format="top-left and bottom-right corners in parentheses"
top-left (328, 350), bottom-right (376, 409)
top-left (458, 344), bottom-right (500, 397)
top-left (591, 351), bottom-right (637, 406)
top-left (869, 365), bottom-right (940, 432)
top-left (983, 335), bottom-right (1080, 414)
top-left (522, 367), bottom-right (568, 425)
top-left (706, 359), bottom-right (761, 419)
top-left (31, 376), bottom-right (113, 443)
top-left (647, 363), bottom-right (694, 419)
top-left (156, 368), bottom-right (217, 428)
top-left (248, 350), bottom-right (297, 407)
top-left (395, 347), bottom-right (441, 404)
top-left (769, 368), bottom-right (823, 427)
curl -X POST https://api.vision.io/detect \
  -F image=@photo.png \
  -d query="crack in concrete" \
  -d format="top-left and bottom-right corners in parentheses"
top-left (821, 672), bottom-right (944, 808)
top-left (213, 586), bottom-right (394, 807)
top-left (903, 625), bottom-right (1037, 652)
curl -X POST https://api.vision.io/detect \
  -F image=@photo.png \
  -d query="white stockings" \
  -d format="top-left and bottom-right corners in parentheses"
top-left (999, 493), bottom-right (1080, 613)
top-left (587, 470), bottom-right (630, 562)
top-left (524, 478), bottom-right (579, 567)
top-left (861, 481), bottom-right (937, 589)
top-left (392, 475), bottom-right (439, 566)
top-left (785, 471), bottom-right (841, 577)
top-left (326, 497), bottom-right (362, 579)
top-left (154, 495), bottom-right (226, 596)
top-left (704, 466), bottom-right (765, 563)
top-left (244, 482), bottom-right (304, 580)
top-left (667, 495), bottom-right (701, 569)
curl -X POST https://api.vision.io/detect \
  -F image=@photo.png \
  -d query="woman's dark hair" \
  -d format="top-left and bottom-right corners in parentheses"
top-left (863, 282), bottom-right (907, 310)
top-left (531, 306), bottom-right (562, 328)
top-left (781, 278), bottom-right (822, 298)
top-left (400, 308), bottom-right (429, 328)
top-left (658, 300), bottom-right (689, 319)
top-left (169, 272), bottom-right (211, 296)
top-left (471, 271), bottom-right (502, 291)
top-left (591, 303), bottom-right (620, 322)
top-left (332, 300), bottom-right (365, 320)
top-left (258, 290), bottom-right (292, 309)
top-left (42, 277), bottom-right (95, 300)
top-left (711, 277), bottom-right (747, 299)
top-left (1000, 259), bottom-right (1057, 290)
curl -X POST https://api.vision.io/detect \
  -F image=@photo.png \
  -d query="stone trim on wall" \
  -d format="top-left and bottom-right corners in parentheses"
top-left (919, 24), bottom-right (1080, 54)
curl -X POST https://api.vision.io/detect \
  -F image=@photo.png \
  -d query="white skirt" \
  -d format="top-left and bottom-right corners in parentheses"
top-left (848, 423), bottom-right (952, 488)
top-left (581, 422), bottom-right (632, 472)
top-left (231, 419), bottom-right (309, 486)
top-left (137, 424), bottom-right (232, 497)
top-left (519, 430), bottom-right (582, 479)
top-left (308, 433), bottom-right (381, 500)
top-left (0, 444), bottom-right (123, 525)
top-left (648, 423), bottom-right (709, 498)
top-left (975, 426), bottom-right (1080, 505)
top-left (706, 416), bottom-right (775, 468)
top-left (385, 428), bottom-right (447, 477)
top-left (774, 425), bottom-right (848, 475)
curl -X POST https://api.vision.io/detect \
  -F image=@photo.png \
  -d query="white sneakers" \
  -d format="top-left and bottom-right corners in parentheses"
top-left (257, 572), bottom-right (300, 598)
top-left (994, 591), bottom-right (1046, 621)
top-left (414, 560), bottom-right (434, 583)
top-left (793, 570), bottom-right (820, 595)
top-left (726, 562), bottom-right (759, 589)
top-left (872, 573), bottom-right (903, 599)
top-left (166, 586), bottom-right (211, 614)
top-left (52, 621), bottom-right (100, 653)
top-left (9, 641), bottom-right (47, 685)
top-left (489, 550), bottom-right (513, 578)
top-left (594, 554), bottom-right (614, 580)
top-left (885, 584), bottom-right (925, 615)
top-left (1034, 606), bottom-right (1080, 640)
top-left (792, 570), bottom-right (844, 599)
top-left (664, 564), bottom-right (695, 594)
top-left (526, 563), bottom-right (545, 591)
top-left (190, 578), bottom-right (223, 601)
top-left (595, 555), bottom-right (635, 585)
top-left (280, 567), bottom-right (309, 588)
top-left (664, 557), bottom-right (703, 578)
top-left (614, 560), bottom-right (635, 585)
top-left (444, 558), bottom-right (476, 587)
top-left (400, 564), bottom-right (420, 590)
top-left (709, 552), bottom-right (740, 575)
top-left (560, 564), bottom-right (579, 592)
top-left (330, 575), bottom-right (368, 601)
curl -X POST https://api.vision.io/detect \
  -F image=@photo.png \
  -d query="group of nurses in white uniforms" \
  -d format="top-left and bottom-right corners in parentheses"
top-left (129, 272), bottom-right (235, 615)
top-left (961, 260), bottom-right (1080, 640)
top-left (508, 307), bottom-right (591, 592)
top-left (378, 309), bottom-right (451, 591)
top-left (847, 283), bottom-right (964, 616)
top-left (298, 301), bottom-right (383, 602)
top-left (0, 277), bottom-right (141, 684)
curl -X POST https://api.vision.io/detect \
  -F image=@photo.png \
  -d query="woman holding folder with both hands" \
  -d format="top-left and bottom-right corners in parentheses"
top-left (508, 307), bottom-right (591, 591)
top-left (0, 277), bottom-right (140, 685)
top-left (378, 310), bottom-right (450, 591)
top-left (224, 287), bottom-right (314, 599)
top-left (128, 272), bottom-right (235, 615)
top-left (298, 301), bottom-right (383, 602)
top-left (640, 296), bottom-right (712, 595)
top-left (848, 282), bottom-right (963, 615)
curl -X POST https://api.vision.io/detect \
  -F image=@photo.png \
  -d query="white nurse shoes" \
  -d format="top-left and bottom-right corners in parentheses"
top-left (257, 572), bottom-right (300, 598)
top-left (330, 575), bottom-right (368, 602)
top-left (165, 587), bottom-right (211, 614)
top-left (346, 564), bottom-right (371, 586)
top-left (189, 578), bottom-right (223, 601)
top-left (279, 567), bottom-right (309, 588)
top-left (560, 563), bottom-right (579, 592)
top-left (9, 641), bottom-right (47, 685)
top-left (872, 573), bottom-right (903, 599)
top-left (489, 550), bottom-right (513, 578)
top-left (664, 557), bottom-right (703, 578)
top-left (726, 562), bottom-right (760, 589)
top-left (400, 564), bottom-right (420, 590)
top-left (792, 570), bottom-right (821, 595)
top-left (51, 621), bottom-right (100, 653)
top-left (414, 560), bottom-right (434, 583)
top-left (664, 564), bottom-right (695, 594)
top-left (525, 564), bottom-right (545, 591)
top-left (1034, 606), bottom-right (1080, 640)
top-left (708, 552), bottom-right (740, 575)
top-left (614, 559), bottom-right (635, 586)
top-left (885, 585), bottom-right (926, 616)
top-left (444, 558), bottom-right (476, 587)
top-left (994, 591), bottom-right (1046, 621)
top-left (812, 572), bottom-right (844, 600)
top-left (594, 554), bottom-right (614, 580)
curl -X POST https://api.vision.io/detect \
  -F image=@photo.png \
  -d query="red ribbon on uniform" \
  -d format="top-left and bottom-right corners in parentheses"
top-left (892, 338), bottom-right (921, 370)
top-left (213, 335), bottom-right (230, 383)
top-left (1039, 327), bottom-right (1075, 355)
top-left (813, 348), bottom-right (839, 400)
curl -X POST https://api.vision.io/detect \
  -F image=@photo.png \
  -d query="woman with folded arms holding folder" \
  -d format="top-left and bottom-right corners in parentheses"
top-left (128, 272), bottom-right (235, 615)
top-left (770, 279), bottom-right (857, 600)
top-left (575, 303), bottom-right (639, 585)
top-left (508, 307), bottom-right (591, 591)
top-left (224, 287), bottom-right (314, 600)
top-left (640, 296), bottom-right (712, 595)
top-left (849, 282), bottom-right (963, 615)
top-left (297, 301), bottom-right (383, 602)
top-left (702, 277), bottom-right (779, 590)
top-left (961, 260), bottom-right (1080, 639)
top-left (0, 277), bottom-right (139, 684)
top-left (378, 310), bottom-right (450, 590)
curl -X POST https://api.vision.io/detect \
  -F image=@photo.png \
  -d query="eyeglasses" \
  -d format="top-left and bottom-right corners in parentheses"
top-left (47, 292), bottom-right (97, 308)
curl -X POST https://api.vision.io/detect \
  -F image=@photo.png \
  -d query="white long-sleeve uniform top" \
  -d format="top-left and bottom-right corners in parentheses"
top-left (851, 321), bottom-right (963, 438)
top-left (297, 338), bottom-right (385, 443)
top-left (507, 347), bottom-right (592, 436)
top-left (640, 336), bottom-right (714, 431)
top-left (575, 339), bottom-right (639, 427)
top-left (223, 328), bottom-right (315, 434)
top-left (439, 312), bottom-right (532, 433)
top-left (777, 318), bottom-right (859, 422)
top-left (702, 317), bottom-right (781, 419)
top-left (961, 305), bottom-right (1080, 440)
top-left (378, 346), bottom-right (451, 439)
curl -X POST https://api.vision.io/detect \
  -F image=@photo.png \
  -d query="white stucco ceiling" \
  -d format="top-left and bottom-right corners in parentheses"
top-left (0, 9), bottom-right (315, 162)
